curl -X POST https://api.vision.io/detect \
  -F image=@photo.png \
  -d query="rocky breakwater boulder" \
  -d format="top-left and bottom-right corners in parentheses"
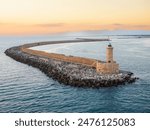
top-left (5, 45), bottom-right (138, 88)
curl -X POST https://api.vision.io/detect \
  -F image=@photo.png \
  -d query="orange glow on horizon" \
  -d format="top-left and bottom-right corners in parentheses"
top-left (0, 0), bottom-right (150, 35)
top-left (0, 23), bottom-right (150, 35)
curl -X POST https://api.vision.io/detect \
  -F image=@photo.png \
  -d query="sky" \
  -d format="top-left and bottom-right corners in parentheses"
top-left (0, 0), bottom-right (150, 35)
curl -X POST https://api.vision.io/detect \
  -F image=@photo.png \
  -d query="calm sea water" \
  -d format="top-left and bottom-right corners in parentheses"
top-left (0, 32), bottom-right (150, 113)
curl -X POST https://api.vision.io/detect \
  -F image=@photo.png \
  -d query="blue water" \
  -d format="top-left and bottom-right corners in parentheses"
top-left (0, 32), bottom-right (150, 113)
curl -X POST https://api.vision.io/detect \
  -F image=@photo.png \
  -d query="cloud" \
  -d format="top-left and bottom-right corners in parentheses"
top-left (0, 22), bottom-right (9, 25)
top-left (112, 23), bottom-right (123, 26)
top-left (107, 24), bottom-right (150, 30)
top-left (132, 25), bottom-right (150, 28)
top-left (34, 23), bottom-right (65, 28)
top-left (112, 24), bottom-right (150, 28)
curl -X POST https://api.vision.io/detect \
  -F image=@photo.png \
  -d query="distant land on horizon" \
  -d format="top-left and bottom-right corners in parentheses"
top-left (65, 30), bottom-right (150, 36)
top-left (0, 30), bottom-right (150, 38)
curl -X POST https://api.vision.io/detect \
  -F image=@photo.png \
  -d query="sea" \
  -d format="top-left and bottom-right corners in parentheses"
top-left (0, 31), bottom-right (150, 113)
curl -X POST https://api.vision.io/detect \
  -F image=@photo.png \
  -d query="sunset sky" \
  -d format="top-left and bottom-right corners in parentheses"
top-left (0, 0), bottom-right (150, 35)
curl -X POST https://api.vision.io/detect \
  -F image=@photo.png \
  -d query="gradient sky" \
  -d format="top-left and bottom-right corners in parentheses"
top-left (0, 0), bottom-right (150, 35)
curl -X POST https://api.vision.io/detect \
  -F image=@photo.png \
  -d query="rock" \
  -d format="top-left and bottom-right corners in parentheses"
top-left (4, 42), bottom-right (139, 88)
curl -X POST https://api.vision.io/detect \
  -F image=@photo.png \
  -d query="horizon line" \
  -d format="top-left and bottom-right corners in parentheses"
top-left (0, 29), bottom-right (150, 37)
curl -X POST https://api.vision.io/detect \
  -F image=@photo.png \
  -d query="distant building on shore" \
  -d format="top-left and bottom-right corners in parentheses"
top-left (96, 44), bottom-right (119, 74)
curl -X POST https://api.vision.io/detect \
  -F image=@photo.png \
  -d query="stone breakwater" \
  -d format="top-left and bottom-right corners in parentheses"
top-left (5, 39), bottom-right (138, 88)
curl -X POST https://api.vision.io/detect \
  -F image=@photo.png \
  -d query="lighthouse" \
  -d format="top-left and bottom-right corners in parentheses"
top-left (106, 44), bottom-right (113, 63)
top-left (96, 44), bottom-right (119, 74)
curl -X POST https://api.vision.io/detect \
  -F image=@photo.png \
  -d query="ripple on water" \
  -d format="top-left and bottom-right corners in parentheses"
top-left (0, 36), bottom-right (150, 112)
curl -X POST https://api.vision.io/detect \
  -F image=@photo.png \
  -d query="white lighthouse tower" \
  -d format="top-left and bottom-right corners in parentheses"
top-left (106, 43), bottom-right (113, 63)
top-left (96, 43), bottom-right (119, 74)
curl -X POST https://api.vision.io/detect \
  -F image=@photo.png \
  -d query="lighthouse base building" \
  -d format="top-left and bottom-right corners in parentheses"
top-left (96, 61), bottom-right (119, 74)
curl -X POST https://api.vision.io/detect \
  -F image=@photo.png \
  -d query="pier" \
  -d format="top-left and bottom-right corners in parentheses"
top-left (5, 39), bottom-right (138, 88)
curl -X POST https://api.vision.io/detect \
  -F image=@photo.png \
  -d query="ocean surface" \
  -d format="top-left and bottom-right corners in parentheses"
top-left (0, 32), bottom-right (150, 113)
